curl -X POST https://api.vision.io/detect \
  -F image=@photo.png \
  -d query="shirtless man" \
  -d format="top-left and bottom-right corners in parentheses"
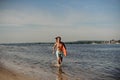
top-left (53, 36), bottom-right (66, 66)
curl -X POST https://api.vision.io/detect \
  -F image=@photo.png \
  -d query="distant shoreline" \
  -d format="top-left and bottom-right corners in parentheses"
top-left (0, 41), bottom-right (119, 45)
top-left (0, 40), bottom-right (120, 45)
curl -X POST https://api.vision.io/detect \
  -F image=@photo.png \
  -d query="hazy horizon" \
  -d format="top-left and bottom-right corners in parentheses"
top-left (0, 0), bottom-right (120, 43)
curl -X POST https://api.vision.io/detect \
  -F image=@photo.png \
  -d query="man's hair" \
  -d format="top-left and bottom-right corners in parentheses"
top-left (55, 36), bottom-right (61, 40)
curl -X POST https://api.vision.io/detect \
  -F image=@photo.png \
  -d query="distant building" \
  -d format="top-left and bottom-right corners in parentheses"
top-left (110, 39), bottom-right (116, 44)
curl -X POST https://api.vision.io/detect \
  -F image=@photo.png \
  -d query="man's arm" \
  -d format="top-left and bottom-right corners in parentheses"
top-left (52, 43), bottom-right (56, 54)
top-left (62, 42), bottom-right (66, 49)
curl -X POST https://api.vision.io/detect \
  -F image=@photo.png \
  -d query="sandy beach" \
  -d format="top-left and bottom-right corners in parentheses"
top-left (0, 58), bottom-right (70, 80)
top-left (0, 63), bottom-right (35, 80)
top-left (0, 62), bottom-right (70, 80)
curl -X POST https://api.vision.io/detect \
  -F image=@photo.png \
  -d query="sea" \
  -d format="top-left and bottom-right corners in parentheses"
top-left (0, 43), bottom-right (120, 80)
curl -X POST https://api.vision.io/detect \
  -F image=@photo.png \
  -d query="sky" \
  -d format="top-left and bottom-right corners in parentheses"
top-left (0, 0), bottom-right (120, 43)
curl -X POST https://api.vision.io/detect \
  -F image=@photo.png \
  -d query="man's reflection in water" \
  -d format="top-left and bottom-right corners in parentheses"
top-left (56, 67), bottom-right (67, 80)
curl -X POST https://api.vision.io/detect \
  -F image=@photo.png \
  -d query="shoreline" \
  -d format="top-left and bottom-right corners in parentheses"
top-left (0, 63), bottom-right (36, 80)
top-left (0, 61), bottom-right (70, 80)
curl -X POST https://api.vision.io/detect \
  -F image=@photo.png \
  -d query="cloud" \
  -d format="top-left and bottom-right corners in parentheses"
top-left (0, 7), bottom-right (119, 28)
top-left (0, 9), bottom-right (74, 26)
top-left (0, 24), bottom-right (119, 43)
top-left (0, 6), bottom-right (120, 43)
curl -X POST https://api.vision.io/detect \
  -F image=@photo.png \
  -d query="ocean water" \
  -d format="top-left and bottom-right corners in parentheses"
top-left (0, 43), bottom-right (120, 80)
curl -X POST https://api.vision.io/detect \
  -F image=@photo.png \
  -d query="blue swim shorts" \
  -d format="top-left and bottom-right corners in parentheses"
top-left (56, 50), bottom-right (63, 58)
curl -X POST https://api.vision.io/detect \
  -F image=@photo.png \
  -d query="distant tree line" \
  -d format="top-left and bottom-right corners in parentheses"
top-left (65, 40), bottom-right (104, 44)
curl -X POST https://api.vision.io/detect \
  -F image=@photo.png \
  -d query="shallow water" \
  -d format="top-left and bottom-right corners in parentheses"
top-left (0, 43), bottom-right (120, 80)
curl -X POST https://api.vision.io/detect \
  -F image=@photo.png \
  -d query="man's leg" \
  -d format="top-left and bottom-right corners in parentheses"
top-left (59, 57), bottom-right (63, 65)
top-left (58, 57), bottom-right (61, 64)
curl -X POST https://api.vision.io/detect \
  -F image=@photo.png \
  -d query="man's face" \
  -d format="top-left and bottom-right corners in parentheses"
top-left (56, 38), bottom-right (60, 42)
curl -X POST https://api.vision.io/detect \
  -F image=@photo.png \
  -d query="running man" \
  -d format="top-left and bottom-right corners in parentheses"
top-left (53, 36), bottom-right (67, 66)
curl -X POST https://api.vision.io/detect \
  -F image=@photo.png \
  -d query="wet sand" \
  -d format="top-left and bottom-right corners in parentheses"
top-left (0, 62), bottom-right (70, 80)
top-left (0, 64), bottom-right (35, 80)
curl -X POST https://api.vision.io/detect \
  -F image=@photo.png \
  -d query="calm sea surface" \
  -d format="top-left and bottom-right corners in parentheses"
top-left (0, 43), bottom-right (120, 80)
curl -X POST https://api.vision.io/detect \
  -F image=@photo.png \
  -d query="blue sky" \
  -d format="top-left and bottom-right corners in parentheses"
top-left (0, 0), bottom-right (120, 43)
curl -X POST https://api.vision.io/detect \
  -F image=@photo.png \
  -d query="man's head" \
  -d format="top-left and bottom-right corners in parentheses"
top-left (55, 36), bottom-right (61, 42)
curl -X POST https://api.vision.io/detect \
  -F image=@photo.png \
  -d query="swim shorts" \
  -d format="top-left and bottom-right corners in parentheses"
top-left (56, 50), bottom-right (63, 58)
